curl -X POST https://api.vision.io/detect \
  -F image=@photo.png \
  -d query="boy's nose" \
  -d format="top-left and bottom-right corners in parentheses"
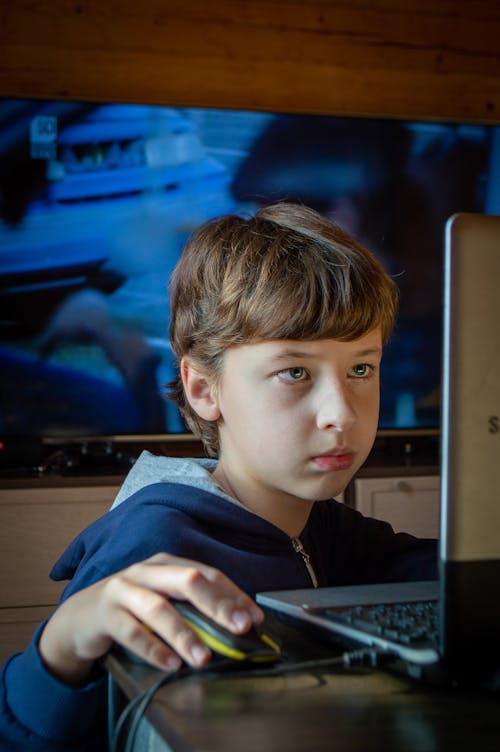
top-left (316, 382), bottom-right (356, 432)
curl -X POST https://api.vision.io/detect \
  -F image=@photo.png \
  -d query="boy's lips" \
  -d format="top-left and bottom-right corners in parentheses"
top-left (311, 449), bottom-right (355, 471)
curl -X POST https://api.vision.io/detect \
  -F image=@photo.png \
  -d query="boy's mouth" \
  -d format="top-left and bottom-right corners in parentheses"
top-left (311, 450), bottom-right (354, 471)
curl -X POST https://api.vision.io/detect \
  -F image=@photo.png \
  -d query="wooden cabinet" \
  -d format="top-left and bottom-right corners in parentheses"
top-left (0, 482), bottom-right (120, 662)
top-left (353, 475), bottom-right (440, 538)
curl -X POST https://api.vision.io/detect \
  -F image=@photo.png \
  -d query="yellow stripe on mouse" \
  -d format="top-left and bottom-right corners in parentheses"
top-left (173, 600), bottom-right (282, 663)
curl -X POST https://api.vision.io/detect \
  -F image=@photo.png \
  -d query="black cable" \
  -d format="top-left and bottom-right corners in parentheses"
top-left (111, 646), bottom-right (397, 752)
top-left (112, 659), bottom-right (238, 752)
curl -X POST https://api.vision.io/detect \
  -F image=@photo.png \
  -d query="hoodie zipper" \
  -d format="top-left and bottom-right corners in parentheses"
top-left (291, 537), bottom-right (319, 588)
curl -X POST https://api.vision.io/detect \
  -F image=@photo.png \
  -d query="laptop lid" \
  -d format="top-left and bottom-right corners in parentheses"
top-left (439, 213), bottom-right (500, 673)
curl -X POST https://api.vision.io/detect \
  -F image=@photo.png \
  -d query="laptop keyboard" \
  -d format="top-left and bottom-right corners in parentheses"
top-left (324, 600), bottom-right (439, 647)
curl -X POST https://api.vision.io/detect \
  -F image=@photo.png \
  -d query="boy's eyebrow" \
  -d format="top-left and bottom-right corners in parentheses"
top-left (269, 349), bottom-right (320, 361)
top-left (352, 347), bottom-right (383, 358)
top-left (269, 346), bottom-right (383, 361)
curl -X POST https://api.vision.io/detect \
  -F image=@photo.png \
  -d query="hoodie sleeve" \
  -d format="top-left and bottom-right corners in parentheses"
top-left (0, 488), bottom-right (174, 752)
top-left (0, 482), bottom-right (246, 752)
top-left (0, 623), bottom-right (108, 752)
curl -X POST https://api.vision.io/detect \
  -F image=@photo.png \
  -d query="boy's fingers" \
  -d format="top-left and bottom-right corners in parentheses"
top-left (106, 578), bottom-right (212, 668)
top-left (110, 609), bottom-right (184, 671)
top-left (122, 555), bottom-right (264, 632)
top-left (39, 554), bottom-right (253, 683)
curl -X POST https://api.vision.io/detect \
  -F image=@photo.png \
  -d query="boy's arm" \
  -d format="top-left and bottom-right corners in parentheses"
top-left (1, 553), bottom-right (263, 750)
top-left (1, 625), bottom-right (108, 751)
top-left (40, 552), bottom-right (264, 685)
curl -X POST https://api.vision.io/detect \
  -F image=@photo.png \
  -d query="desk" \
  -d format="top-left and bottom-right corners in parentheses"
top-left (106, 640), bottom-right (500, 752)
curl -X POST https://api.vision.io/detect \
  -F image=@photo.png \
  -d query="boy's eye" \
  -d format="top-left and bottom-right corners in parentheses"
top-left (349, 363), bottom-right (372, 378)
top-left (278, 366), bottom-right (308, 382)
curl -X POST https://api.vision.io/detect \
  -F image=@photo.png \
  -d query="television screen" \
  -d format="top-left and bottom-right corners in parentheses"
top-left (1, 98), bottom-right (498, 443)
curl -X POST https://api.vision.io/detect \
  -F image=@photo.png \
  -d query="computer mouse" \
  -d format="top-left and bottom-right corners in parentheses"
top-left (114, 601), bottom-right (282, 667)
top-left (172, 600), bottom-right (282, 664)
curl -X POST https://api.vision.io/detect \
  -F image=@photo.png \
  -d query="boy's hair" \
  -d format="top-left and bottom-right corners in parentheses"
top-left (168, 202), bottom-right (398, 456)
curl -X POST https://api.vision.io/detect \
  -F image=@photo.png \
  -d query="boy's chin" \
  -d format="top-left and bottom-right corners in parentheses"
top-left (309, 473), bottom-right (355, 501)
top-left (300, 481), bottom-right (349, 503)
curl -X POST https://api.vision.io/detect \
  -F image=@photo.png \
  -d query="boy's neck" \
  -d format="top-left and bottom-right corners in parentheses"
top-left (211, 464), bottom-right (314, 538)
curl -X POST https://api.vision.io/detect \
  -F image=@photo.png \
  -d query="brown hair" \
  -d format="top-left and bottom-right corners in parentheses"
top-left (168, 203), bottom-right (398, 455)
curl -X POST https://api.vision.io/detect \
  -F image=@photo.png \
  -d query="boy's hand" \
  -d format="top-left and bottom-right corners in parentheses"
top-left (39, 553), bottom-right (264, 686)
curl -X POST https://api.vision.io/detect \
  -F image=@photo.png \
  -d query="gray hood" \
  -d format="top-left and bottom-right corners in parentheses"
top-left (111, 450), bottom-right (227, 509)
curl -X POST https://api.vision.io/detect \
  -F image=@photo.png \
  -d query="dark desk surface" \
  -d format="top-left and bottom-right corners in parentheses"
top-left (106, 643), bottom-right (500, 752)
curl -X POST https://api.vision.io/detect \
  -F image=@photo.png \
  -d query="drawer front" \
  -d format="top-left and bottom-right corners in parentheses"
top-left (354, 476), bottom-right (440, 538)
top-left (0, 486), bottom-right (118, 608)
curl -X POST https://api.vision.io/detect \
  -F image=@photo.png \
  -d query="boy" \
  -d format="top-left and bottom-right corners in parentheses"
top-left (0, 203), bottom-right (436, 750)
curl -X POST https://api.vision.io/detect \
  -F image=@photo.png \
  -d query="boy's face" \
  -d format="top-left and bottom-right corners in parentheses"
top-left (210, 329), bottom-right (382, 533)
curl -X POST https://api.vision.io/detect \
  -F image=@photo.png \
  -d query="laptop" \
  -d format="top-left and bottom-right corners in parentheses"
top-left (257, 213), bottom-right (500, 687)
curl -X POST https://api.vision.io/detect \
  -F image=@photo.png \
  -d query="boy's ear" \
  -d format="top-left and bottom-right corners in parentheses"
top-left (181, 357), bottom-right (221, 422)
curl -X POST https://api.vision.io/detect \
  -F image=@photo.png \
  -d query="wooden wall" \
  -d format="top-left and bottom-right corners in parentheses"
top-left (1, 0), bottom-right (500, 123)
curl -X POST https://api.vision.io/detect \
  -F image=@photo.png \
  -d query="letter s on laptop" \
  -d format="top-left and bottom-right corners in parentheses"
top-left (257, 214), bottom-right (500, 687)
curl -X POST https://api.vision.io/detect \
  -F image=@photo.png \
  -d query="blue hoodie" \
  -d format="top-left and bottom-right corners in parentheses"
top-left (0, 452), bottom-right (437, 751)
